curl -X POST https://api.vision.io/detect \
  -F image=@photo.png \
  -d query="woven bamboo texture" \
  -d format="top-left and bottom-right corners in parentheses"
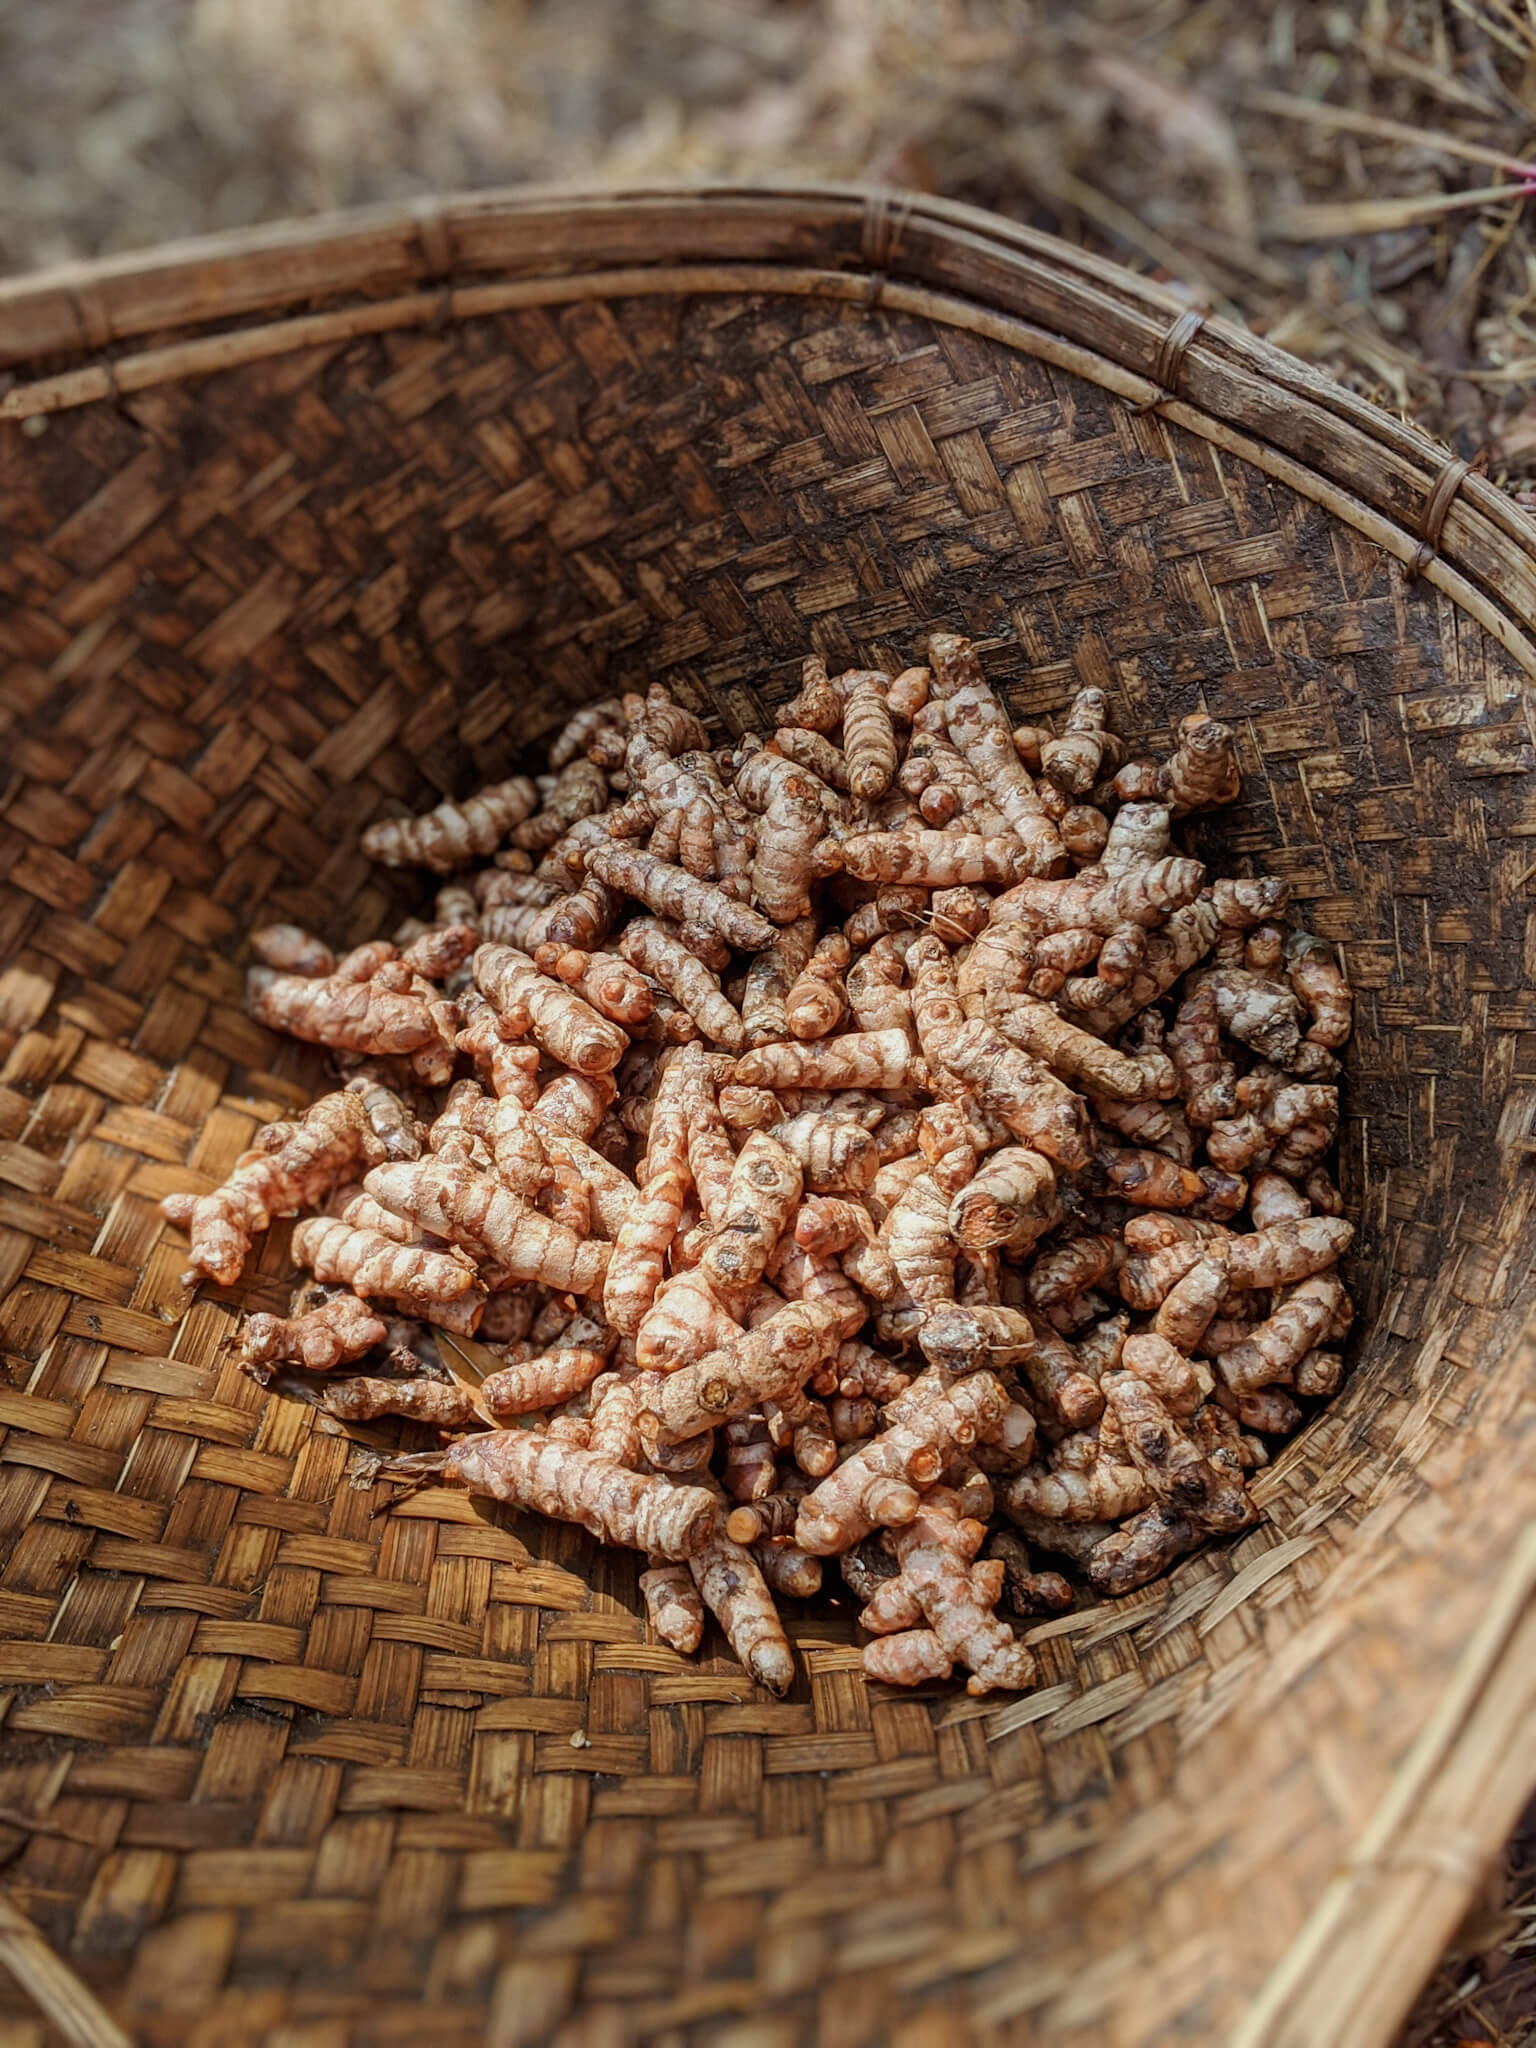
top-left (2, 184), bottom-right (1536, 2048)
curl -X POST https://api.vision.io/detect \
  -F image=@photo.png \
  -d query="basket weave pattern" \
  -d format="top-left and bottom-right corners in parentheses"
top-left (2, 191), bottom-right (1536, 2047)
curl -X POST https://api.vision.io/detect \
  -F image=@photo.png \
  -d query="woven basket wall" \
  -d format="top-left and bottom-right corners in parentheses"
top-left (2, 185), bottom-right (1536, 2048)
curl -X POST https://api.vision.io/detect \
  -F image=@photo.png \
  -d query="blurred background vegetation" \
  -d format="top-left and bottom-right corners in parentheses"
top-left (5, 0), bottom-right (1536, 485)
top-left (3, 2), bottom-right (1536, 2038)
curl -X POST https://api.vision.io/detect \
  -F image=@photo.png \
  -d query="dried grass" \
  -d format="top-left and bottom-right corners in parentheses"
top-left (4, 0), bottom-right (1536, 486)
top-left (3, 0), bottom-right (1536, 2035)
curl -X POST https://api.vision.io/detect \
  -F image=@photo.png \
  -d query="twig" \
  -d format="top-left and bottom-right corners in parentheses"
top-left (1245, 88), bottom-right (1536, 180)
top-left (1359, 35), bottom-right (1503, 115)
top-left (1447, 0), bottom-right (1536, 59)
top-left (1267, 184), bottom-right (1530, 240)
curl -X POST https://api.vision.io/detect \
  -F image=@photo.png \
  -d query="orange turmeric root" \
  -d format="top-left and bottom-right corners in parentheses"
top-left (379, 1434), bottom-right (718, 1560)
top-left (251, 925), bottom-right (336, 977)
top-left (482, 1346), bottom-right (608, 1419)
top-left (584, 842), bottom-right (776, 953)
top-left (733, 1027), bottom-right (927, 1093)
top-left (239, 1294), bottom-right (386, 1379)
top-left (605, 1051), bottom-right (693, 1334)
top-left (362, 776), bottom-right (539, 872)
top-left (1041, 686), bottom-right (1117, 795)
top-left (312, 1376), bottom-right (479, 1427)
top-left (946, 1147), bottom-right (1058, 1253)
top-left (687, 1524), bottom-right (796, 1694)
top-left (364, 1159), bottom-right (611, 1296)
top-left (862, 1486), bottom-right (1035, 1696)
top-left (784, 932), bottom-right (852, 1039)
top-left (640, 1561), bottom-right (706, 1653)
top-left (638, 1298), bottom-right (849, 1446)
top-left (247, 968), bottom-right (442, 1057)
top-left (474, 943), bottom-right (628, 1075)
top-left (163, 1091), bottom-right (383, 1287)
top-left (699, 1131), bottom-right (805, 1292)
top-left (532, 942), bottom-right (655, 1028)
top-left (795, 1372), bottom-right (1009, 1554)
top-left (741, 917), bottom-right (818, 1047)
top-left (289, 1216), bottom-right (481, 1307)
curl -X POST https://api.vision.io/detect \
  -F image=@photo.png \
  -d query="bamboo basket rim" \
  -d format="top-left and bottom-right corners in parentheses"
top-left (4, 178), bottom-right (1536, 2047)
top-left (4, 181), bottom-right (1536, 671)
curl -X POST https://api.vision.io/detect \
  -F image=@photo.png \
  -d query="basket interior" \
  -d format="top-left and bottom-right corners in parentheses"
top-left (3, 283), bottom-right (1536, 2045)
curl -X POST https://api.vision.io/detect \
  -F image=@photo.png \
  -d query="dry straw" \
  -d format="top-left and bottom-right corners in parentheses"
top-left (1, 182), bottom-right (1535, 2046)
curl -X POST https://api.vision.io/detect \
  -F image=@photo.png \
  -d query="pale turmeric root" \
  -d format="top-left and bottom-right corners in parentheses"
top-left (312, 1376), bottom-right (479, 1427)
top-left (1005, 1454), bottom-right (1153, 1524)
top-left (474, 944), bottom-right (628, 1074)
top-left (784, 932), bottom-right (851, 1039)
top-left (1214, 1274), bottom-right (1351, 1394)
top-left (1287, 931), bottom-right (1353, 1047)
top-left (880, 1169), bottom-right (957, 1309)
top-left (532, 943), bottom-right (654, 1028)
top-left (741, 918), bottom-right (818, 1047)
top-left (512, 759), bottom-right (611, 852)
top-left (346, 1074), bottom-right (425, 1160)
top-left (687, 1524), bottom-right (796, 1694)
top-left (861, 1487), bottom-right (1035, 1695)
top-left (747, 768), bottom-right (829, 926)
top-left (946, 1146), bottom-right (1058, 1252)
top-left (456, 1005), bottom-right (543, 1103)
top-left (638, 1299), bottom-right (850, 1447)
top-left (362, 776), bottom-right (539, 872)
top-left (251, 925), bottom-right (336, 977)
top-left (482, 1347), bottom-right (609, 1419)
top-left (795, 1196), bottom-right (876, 1256)
top-left (840, 830), bottom-right (1038, 889)
top-left (699, 1131), bottom-right (805, 1293)
top-left (1016, 1318), bottom-right (1103, 1429)
top-left (1041, 687), bottom-right (1117, 796)
top-left (990, 993), bottom-right (1148, 1101)
top-left (548, 697), bottom-right (624, 769)
top-left (604, 1051), bottom-right (693, 1334)
top-left (163, 1091), bottom-right (383, 1287)
top-left (770, 1113), bottom-right (879, 1196)
top-left (840, 674), bottom-right (899, 800)
top-left (584, 842), bottom-right (776, 953)
top-left (290, 1216), bottom-right (481, 1307)
top-left (733, 1027), bottom-right (926, 1093)
top-left (239, 1294), bottom-right (386, 1380)
top-left (795, 1372), bottom-right (1009, 1554)
top-left (635, 1266), bottom-right (743, 1373)
top-left (928, 631), bottom-right (1066, 873)
top-left (772, 726), bottom-right (850, 792)
top-left (917, 1101), bottom-right (980, 1197)
top-left (862, 1628), bottom-right (955, 1687)
top-left (617, 918), bottom-right (745, 1049)
top-left (365, 1159), bottom-right (611, 1296)
top-left (1160, 713), bottom-right (1240, 814)
top-left (247, 969), bottom-right (442, 1057)
top-left (1101, 1371), bottom-right (1253, 1530)
top-left (640, 1561), bottom-right (706, 1653)
top-left (379, 1434), bottom-right (717, 1560)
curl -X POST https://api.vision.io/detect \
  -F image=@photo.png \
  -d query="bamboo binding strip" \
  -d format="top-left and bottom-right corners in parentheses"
top-left (0, 182), bottom-right (1535, 2048)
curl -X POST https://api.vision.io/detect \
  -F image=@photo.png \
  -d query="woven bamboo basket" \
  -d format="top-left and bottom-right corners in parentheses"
top-left (2, 184), bottom-right (1536, 2048)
